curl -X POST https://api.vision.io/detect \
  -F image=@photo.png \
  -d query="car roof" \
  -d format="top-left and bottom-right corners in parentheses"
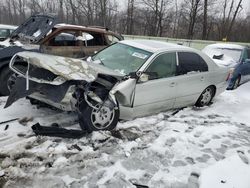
top-left (119, 40), bottom-right (191, 53)
top-left (0, 24), bottom-right (17, 30)
top-left (204, 43), bottom-right (245, 50)
top-left (52, 23), bottom-right (123, 41)
top-left (54, 23), bottom-right (115, 34)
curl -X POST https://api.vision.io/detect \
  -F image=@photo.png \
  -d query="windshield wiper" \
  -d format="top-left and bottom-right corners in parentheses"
top-left (94, 57), bottom-right (105, 66)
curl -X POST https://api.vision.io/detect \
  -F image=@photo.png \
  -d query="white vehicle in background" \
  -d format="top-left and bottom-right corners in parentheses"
top-left (0, 24), bottom-right (17, 41)
top-left (202, 43), bottom-right (246, 67)
top-left (202, 43), bottom-right (250, 89)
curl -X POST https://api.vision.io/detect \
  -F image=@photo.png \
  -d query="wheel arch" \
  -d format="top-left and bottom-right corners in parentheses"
top-left (209, 85), bottom-right (217, 97)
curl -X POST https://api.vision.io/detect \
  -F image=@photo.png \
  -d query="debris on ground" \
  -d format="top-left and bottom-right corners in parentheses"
top-left (18, 117), bottom-right (34, 125)
top-left (31, 123), bottom-right (87, 138)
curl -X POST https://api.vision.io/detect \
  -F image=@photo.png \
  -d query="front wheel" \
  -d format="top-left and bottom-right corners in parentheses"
top-left (195, 86), bottom-right (215, 107)
top-left (78, 102), bottom-right (119, 132)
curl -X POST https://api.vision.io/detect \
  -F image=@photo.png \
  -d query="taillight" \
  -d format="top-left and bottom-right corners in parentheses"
top-left (226, 68), bottom-right (235, 81)
top-left (226, 72), bottom-right (230, 81)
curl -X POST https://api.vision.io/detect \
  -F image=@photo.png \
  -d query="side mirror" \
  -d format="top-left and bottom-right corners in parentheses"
top-left (139, 73), bottom-right (149, 83)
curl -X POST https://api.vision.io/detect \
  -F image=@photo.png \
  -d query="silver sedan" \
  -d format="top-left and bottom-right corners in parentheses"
top-left (6, 40), bottom-right (229, 131)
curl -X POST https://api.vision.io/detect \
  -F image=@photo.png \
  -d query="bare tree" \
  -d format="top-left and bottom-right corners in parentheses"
top-left (0, 0), bottom-right (249, 42)
top-left (227, 0), bottom-right (243, 39)
top-left (185, 0), bottom-right (202, 39)
top-left (126, 0), bottom-right (135, 34)
top-left (172, 0), bottom-right (179, 38)
top-left (141, 0), bottom-right (171, 36)
top-left (202, 0), bottom-right (208, 39)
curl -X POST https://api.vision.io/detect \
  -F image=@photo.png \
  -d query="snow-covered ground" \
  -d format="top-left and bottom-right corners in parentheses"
top-left (0, 82), bottom-right (250, 188)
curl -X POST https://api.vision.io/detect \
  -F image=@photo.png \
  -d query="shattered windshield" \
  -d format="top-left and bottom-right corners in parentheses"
top-left (92, 43), bottom-right (153, 75)
top-left (215, 48), bottom-right (243, 62)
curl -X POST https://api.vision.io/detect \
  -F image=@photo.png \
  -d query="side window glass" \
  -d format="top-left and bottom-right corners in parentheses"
top-left (177, 52), bottom-right (208, 75)
top-left (83, 32), bottom-right (104, 46)
top-left (77, 32), bottom-right (95, 47)
top-left (241, 49), bottom-right (248, 62)
top-left (246, 49), bottom-right (250, 59)
top-left (146, 52), bottom-right (176, 80)
top-left (48, 31), bottom-right (80, 46)
top-left (107, 35), bottom-right (120, 44)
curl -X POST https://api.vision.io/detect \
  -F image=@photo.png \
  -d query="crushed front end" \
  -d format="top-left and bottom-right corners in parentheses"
top-left (5, 52), bottom-right (123, 115)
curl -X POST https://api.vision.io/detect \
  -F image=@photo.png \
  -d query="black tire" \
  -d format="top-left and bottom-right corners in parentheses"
top-left (0, 66), bottom-right (14, 96)
top-left (78, 101), bottom-right (119, 132)
top-left (0, 65), bottom-right (25, 96)
top-left (233, 75), bottom-right (241, 90)
top-left (195, 86), bottom-right (215, 107)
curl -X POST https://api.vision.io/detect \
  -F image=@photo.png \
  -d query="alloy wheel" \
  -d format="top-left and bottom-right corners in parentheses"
top-left (91, 104), bottom-right (115, 130)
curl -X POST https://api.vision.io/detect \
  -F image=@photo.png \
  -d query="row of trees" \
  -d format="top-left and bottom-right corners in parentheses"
top-left (0, 0), bottom-right (249, 42)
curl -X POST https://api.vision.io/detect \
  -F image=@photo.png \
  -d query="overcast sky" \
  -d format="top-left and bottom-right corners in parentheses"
top-left (243, 0), bottom-right (250, 14)
top-left (117, 0), bottom-right (250, 17)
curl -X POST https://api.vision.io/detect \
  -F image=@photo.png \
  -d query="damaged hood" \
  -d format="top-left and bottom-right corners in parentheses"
top-left (10, 14), bottom-right (56, 43)
top-left (11, 51), bottom-right (124, 83)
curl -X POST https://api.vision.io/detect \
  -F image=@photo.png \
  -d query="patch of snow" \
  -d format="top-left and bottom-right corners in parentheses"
top-left (53, 156), bottom-right (68, 167)
top-left (1, 81), bottom-right (250, 187)
top-left (0, 170), bottom-right (4, 177)
top-left (61, 175), bottom-right (80, 186)
top-left (200, 153), bottom-right (250, 188)
top-left (97, 161), bottom-right (145, 185)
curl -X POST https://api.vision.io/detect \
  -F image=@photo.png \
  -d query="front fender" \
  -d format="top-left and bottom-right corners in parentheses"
top-left (110, 78), bottom-right (137, 107)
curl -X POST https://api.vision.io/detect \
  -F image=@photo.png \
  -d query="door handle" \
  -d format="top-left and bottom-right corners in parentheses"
top-left (201, 76), bottom-right (204, 81)
top-left (170, 82), bottom-right (176, 87)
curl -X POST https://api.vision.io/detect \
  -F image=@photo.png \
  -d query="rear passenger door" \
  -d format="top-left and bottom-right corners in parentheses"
top-left (174, 51), bottom-right (210, 108)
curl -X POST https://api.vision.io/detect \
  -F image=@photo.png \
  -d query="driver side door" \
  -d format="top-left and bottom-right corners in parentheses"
top-left (133, 52), bottom-right (178, 117)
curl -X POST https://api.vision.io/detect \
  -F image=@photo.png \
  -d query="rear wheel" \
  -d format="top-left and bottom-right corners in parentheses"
top-left (195, 86), bottom-right (215, 107)
top-left (78, 101), bottom-right (119, 132)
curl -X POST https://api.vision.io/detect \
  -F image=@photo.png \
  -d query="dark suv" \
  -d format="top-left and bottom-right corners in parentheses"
top-left (0, 14), bottom-right (123, 95)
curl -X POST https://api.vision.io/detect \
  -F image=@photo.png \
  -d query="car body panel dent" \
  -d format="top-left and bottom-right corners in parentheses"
top-left (111, 78), bottom-right (137, 107)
